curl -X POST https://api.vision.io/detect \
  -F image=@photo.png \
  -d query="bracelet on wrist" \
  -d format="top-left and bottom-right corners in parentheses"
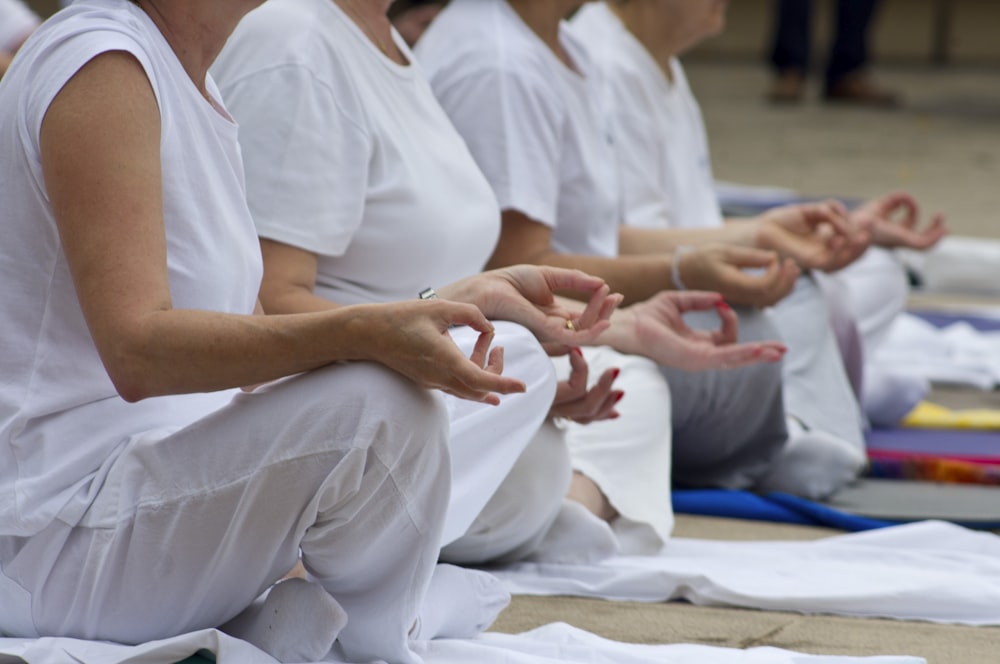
top-left (671, 245), bottom-right (694, 291)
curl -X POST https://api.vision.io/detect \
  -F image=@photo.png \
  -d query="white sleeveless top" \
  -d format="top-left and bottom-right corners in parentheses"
top-left (0, 0), bottom-right (262, 536)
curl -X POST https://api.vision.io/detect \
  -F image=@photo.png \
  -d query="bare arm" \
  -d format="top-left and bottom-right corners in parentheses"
top-left (852, 192), bottom-right (948, 251)
top-left (0, 51), bottom-right (13, 79)
top-left (489, 209), bottom-right (799, 308)
top-left (617, 222), bottom-right (756, 256)
top-left (621, 201), bottom-right (869, 275)
top-left (42, 51), bottom-right (523, 404)
top-left (488, 210), bottom-right (678, 305)
top-left (258, 239), bottom-right (338, 314)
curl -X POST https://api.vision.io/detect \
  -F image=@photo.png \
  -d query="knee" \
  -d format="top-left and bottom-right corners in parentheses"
top-left (291, 362), bottom-right (451, 471)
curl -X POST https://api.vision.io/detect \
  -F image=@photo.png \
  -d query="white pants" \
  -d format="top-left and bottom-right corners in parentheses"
top-left (666, 307), bottom-right (790, 490)
top-left (441, 322), bottom-right (558, 556)
top-left (835, 248), bottom-right (910, 355)
top-left (441, 420), bottom-right (571, 564)
top-left (560, 347), bottom-right (674, 553)
top-left (770, 273), bottom-right (866, 450)
top-left (816, 248), bottom-right (909, 379)
top-left (562, 310), bottom-right (788, 551)
top-left (0, 363), bottom-right (451, 664)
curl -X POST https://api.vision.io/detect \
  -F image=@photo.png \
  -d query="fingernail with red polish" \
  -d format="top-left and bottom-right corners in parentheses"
top-left (612, 368), bottom-right (621, 380)
top-left (715, 300), bottom-right (732, 311)
top-left (572, 347), bottom-right (583, 357)
top-left (614, 391), bottom-right (625, 404)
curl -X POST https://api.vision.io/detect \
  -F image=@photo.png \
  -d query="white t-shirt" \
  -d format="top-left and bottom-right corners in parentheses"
top-left (0, 0), bottom-right (260, 536)
top-left (573, 3), bottom-right (724, 231)
top-left (0, 0), bottom-right (39, 51)
top-left (417, 0), bottom-right (621, 259)
top-left (213, 0), bottom-right (501, 306)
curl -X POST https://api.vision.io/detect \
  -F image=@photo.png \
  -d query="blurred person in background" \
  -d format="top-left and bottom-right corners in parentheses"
top-left (0, 0), bottom-right (40, 78)
top-left (769, 0), bottom-right (899, 106)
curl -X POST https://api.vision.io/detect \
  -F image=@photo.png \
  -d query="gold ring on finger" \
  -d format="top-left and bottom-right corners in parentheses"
top-left (565, 319), bottom-right (576, 331)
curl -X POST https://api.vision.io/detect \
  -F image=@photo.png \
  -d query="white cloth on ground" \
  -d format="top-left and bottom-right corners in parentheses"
top-left (902, 235), bottom-right (1000, 297)
top-left (490, 521), bottom-right (1000, 626)
top-left (0, 622), bottom-right (926, 663)
top-left (870, 312), bottom-right (1000, 390)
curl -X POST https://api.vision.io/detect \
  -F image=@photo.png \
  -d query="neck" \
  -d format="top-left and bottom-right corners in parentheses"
top-left (337, 0), bottom-right (394, 20)
top-left (608, 2), bottom-right (681, 81)
top-left (507, 0), bottom-right (584, 59)
top-left (134, 0), bottom-right (257, 94)
top-left (333, 0), bottom-right (405, 64)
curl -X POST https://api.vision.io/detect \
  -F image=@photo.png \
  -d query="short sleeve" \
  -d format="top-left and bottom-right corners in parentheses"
top-left (222, 64), bottom-right (371, 257)
top-left (22, 31), bottom-right (158, 156)
top-left (612, 104), bottom-right (672, 229)
top-left (432, 65), bottom-right (564, 229)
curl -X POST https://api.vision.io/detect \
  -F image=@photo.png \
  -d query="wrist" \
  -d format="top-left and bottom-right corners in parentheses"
top-left (597, 306), bottom-right (635, 353)
top-left (671, 245), bottom-right (694, 290)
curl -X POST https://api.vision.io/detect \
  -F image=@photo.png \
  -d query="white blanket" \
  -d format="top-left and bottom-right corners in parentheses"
top-left (871, 313), bottom-right (1000, 390)
top-left (491, 521), bottom-right (1000, 626)
top-left (6, 521), bottom-right (993, 663)
top-left (0, 623), bottom-right (924, 664)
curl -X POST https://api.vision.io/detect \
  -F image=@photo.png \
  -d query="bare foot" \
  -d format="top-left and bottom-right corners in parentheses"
top-left (284, 559), bottom-right (307, 581)
top-left (567, 471), bottom-right (618, 521)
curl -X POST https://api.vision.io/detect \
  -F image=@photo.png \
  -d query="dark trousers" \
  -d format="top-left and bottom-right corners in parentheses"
top-left (770, 0), bottom-right (881, 88)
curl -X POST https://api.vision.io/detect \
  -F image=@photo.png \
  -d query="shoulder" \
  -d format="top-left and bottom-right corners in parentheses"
top-left (214, 0), bottom-right (367, 126)
top-left (215, 1), bottom-right (342, 87)
top-left (7, 2), bottom-right (163, 135)
top-left (418, 0), bottom-right (561, 109)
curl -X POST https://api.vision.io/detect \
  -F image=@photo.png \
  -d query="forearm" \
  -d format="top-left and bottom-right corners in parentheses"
top-left (102, 304), bottom-right (391, 401)
top-left (617, 222), bottom-right (757, 256)
top-left (0, 51), bottom-right (13, 78)
top-left (591, 307), bottom-right (641, 356)
top-left (488, 248), bottom-right (673, 306)
top-left (258, 283), bottom-right (341, 315)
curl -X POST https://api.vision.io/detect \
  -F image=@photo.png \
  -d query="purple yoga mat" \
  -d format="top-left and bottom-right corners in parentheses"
top-left (866, 428), bottom-right (1000, 459)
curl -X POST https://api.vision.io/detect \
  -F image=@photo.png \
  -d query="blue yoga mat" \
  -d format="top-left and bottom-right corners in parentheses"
top-left (672, 489), bottom-right (894, 532)
top-left (672, 484), bottom-right (1000, 532)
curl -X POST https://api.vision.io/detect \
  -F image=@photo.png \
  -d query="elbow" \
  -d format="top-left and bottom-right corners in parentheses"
top-left (101, 345), bottom-right (164, 403)
top-left (487, 246), bottom-right (552, 271)
top-left (108, 366), bottom-right (159, 403)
